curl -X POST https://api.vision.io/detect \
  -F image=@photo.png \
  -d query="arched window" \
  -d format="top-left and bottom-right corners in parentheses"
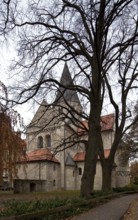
top-left (45, 134), bottom-right (51, 147)
top-left (78, 167), bottom-right (82, 175)
top-left (53, 179), bottom-right (56, 186)
top-left (37, 136), bottom-right (43, 148)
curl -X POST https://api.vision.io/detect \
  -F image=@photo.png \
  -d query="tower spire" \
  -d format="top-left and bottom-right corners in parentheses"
top-left (56, 63), bottom-right (80, 103)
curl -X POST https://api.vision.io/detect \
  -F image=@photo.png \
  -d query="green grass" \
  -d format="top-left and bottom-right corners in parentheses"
top-left (0, 196), bottom-right (86, 218)
top-left (0, 190), bottom-right (117, 219)
top-left (0, 187), bottom-right (138, 219)
top-left (32, 189), bottom-right (80, 198)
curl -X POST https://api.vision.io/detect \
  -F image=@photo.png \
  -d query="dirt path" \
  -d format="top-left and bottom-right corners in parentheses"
top-left (122, 199), bottom-right (138, 220)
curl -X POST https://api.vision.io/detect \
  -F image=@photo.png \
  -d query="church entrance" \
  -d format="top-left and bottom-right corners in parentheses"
top-left (30, 182), bottom-right (36, 192)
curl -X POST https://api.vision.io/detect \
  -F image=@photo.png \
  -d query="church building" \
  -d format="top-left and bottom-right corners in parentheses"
top-left (14, 64), bottom-right (130, 193)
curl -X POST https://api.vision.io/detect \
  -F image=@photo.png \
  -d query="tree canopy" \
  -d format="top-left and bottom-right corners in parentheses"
top-left (0, 81), bottom-right (25, 185)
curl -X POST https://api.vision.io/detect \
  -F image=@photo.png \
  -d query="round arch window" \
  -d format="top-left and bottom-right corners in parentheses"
top-left (45, 134), bottom-right (51, 147)
top-left (37, 136), bottom-right (43, 148)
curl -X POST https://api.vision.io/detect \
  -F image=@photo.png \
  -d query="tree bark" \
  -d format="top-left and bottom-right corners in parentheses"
top-left (101, 159), bottom-right (113, 191)
top-left (101, 138), bottom-right (122, 191)
top-left (81, 102), bottom-right (102, 197)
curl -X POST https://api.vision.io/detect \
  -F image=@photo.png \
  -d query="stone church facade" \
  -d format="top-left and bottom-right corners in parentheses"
top-left (14, 64), bottom-right (130, 193)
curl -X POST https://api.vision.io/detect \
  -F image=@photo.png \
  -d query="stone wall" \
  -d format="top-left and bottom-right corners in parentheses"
top-left (14, 179), bottom-right (47, 193)
top-left (16, 161), bottom-right (60, 192)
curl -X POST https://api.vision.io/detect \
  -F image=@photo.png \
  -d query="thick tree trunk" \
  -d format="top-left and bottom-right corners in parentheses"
top-left (101, 159), bottom-right (113, 191)
top-left (81, 108), bottom-right (102, 197)
top-left (81, 156), bottom-right (97, 197)
top-left (101, 138), bottom-right (121, 191)
top-left (80, 29), bottom-right (103, 197)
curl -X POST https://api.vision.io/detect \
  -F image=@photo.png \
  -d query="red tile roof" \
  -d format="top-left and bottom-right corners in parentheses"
top-left (101, 114), bottom-right (114, 131)
top-left (78, 114), bottom-right (114, 133)
top-left (73, 149), bottom-right (110, 162)
top-left (73, 152), bottom-right (86, 162)
top-left (19, 148), bottom-right (60, 164)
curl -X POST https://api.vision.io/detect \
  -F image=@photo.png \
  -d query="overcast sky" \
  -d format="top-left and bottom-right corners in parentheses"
top-left (0, 43), bottom-right (35, 125)
top-left (0, 42), bottom-right (66, 126)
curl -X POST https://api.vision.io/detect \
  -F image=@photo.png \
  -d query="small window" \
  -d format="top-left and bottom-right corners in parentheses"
top-left (53, 180), bottom-right (56, 186)
top-left (73, 170), bottom-right (75, 177)
top-left (78, 167), bottom-right (82, 175)
top-left (37, 136), bottom-right (43, 148)
top-left (45, 134), bottom-right (51, 147)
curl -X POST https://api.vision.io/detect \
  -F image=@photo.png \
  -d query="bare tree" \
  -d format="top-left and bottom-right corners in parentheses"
top-left (1, 0), bottom-right (138, 197)
top-left (120, 101), bottom-right (138, 162)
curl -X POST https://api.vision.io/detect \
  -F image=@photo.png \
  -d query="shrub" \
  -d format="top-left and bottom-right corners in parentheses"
top-left (113, 184), bottom-right (138, 192)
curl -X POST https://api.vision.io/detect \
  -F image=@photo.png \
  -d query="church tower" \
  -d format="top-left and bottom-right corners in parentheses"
top-left (25, 63), bottom-right (83, 190)
top-left (55, 63), bottom-right (82, 117)
top-left (54, 63), bottom-right (83, 189)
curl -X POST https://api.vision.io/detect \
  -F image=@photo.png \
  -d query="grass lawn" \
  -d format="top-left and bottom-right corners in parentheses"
top-left (0, 185), bottom-right (138, 219)
top-left (0, 189), bottom-right (80, 202)
top-left (0, 190), bottom-right (117, 219)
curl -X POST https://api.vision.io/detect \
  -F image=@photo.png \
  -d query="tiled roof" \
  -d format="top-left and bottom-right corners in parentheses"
top-left (101, 114), bottom-right (114, 131)
top-left (19, 148), bottom-right (60, 164)
top-left (73, 152), bottom-right (86, 162)
top-left (73, 149), bottom-right (110, 162)
top-left (78, 114), bottom-right (114, 133)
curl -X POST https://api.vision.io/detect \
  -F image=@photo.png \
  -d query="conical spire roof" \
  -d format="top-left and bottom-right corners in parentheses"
top-left (56, 63), bottom-right (80, 103)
